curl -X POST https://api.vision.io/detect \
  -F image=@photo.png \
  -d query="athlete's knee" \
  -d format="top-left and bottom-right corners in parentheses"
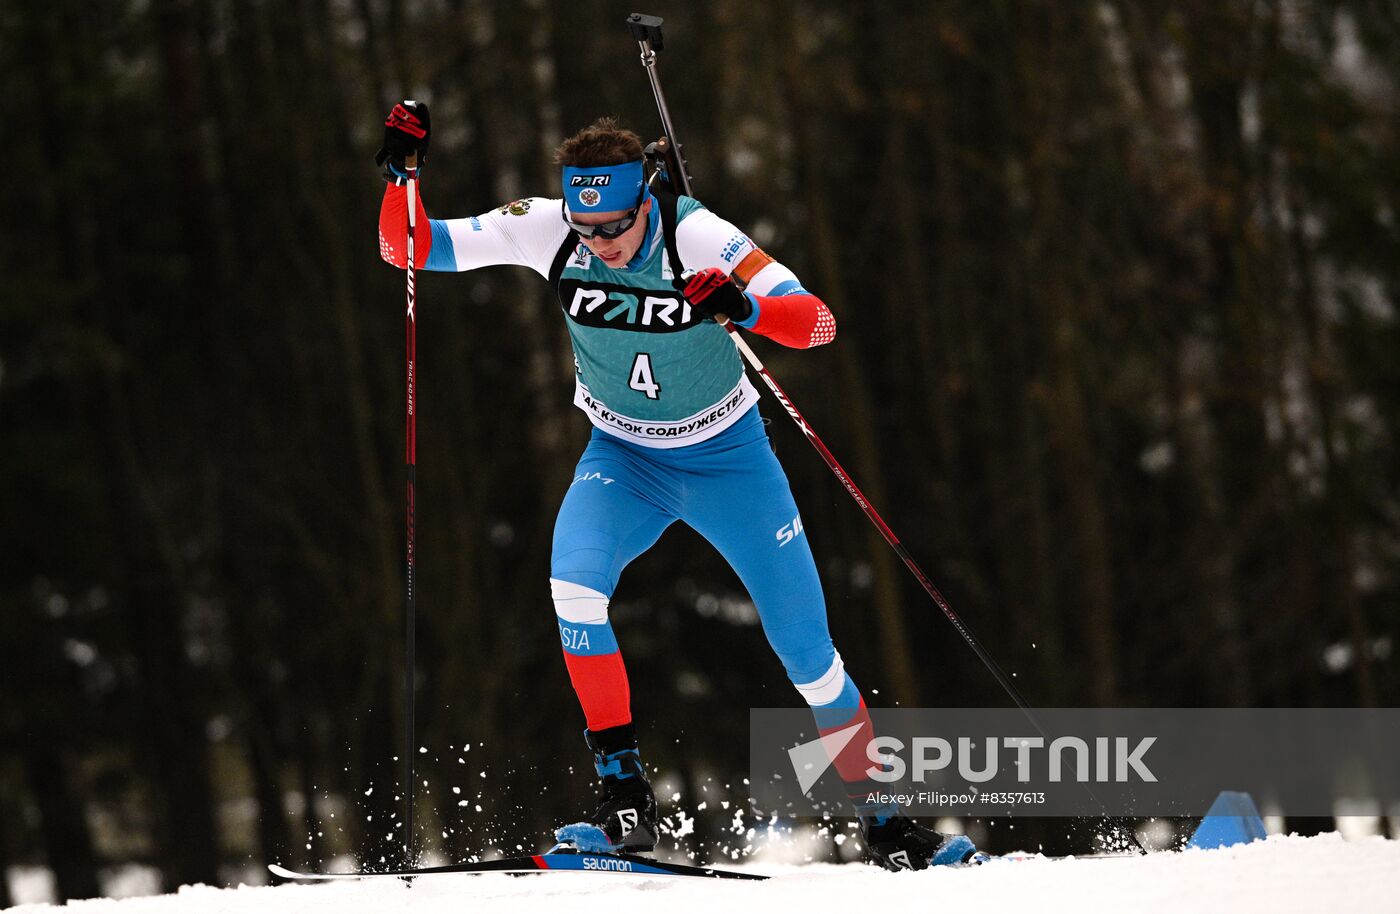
top-left (767, 625), bottom-right (855, 706)
top-left (551, 576), bottom-right (620, 659)
top-left (792, 649), bottom-right (866, 731)
top-left (790, 649), bottom-right (853, 704)
top-left (551, 577), bottom-right (612, 626)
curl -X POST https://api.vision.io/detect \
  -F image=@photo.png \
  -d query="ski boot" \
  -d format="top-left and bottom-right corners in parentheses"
top-left (861, 812), bottom-right (982, 870)
top-left (553, 723), bottom-right (658, 854)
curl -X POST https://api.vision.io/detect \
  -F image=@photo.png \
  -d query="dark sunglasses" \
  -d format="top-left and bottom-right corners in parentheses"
top-left (563, 194), bottom-right (646, 239)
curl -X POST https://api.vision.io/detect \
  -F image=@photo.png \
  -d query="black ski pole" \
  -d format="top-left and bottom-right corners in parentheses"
top-left (623, 12), bottom-right (1144, 851)
top-left (403, 151), bottom-right (420, 869)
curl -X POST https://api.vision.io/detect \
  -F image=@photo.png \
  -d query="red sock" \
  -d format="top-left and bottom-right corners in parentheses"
top-left (563, 651), bottom-right (632, 731)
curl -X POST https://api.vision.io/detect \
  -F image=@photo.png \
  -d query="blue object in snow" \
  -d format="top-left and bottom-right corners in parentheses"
top-left (1186, 790), bottom-right (1268, 850)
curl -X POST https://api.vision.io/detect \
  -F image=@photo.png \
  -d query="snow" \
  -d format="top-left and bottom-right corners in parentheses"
top-left (7, 834), bottom-right (1399, 914)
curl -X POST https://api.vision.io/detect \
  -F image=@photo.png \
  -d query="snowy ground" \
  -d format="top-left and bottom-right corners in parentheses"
top-left (7, 834), bottom-right (1400, 914)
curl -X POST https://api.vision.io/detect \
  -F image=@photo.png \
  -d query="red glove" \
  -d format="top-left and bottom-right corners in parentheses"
top-left (375, 100), bottom-right (431, 180)
top-left (679, 268), bottom-right (754, 323)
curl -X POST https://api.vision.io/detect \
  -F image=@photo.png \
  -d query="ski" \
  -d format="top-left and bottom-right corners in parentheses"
top-left (268, 850), bottom-right (768, 881)
top-left (983, 851), bottom-right (1144, 863)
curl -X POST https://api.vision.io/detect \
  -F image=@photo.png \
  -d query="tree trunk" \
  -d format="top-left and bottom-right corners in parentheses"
top-left (22, 749), bottom-right (100, 903)
top-left (1018, 4), bottom-right (1122, 704)
top-left (779, 29), bottom-right (922, 707)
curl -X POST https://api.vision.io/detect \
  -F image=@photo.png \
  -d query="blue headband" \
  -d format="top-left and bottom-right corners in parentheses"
top-left (562, 159), bottom-right (646, 213)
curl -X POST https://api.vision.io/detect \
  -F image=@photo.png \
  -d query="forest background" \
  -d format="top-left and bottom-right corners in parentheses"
top-left (2, 0), bottom-right (1397, 903)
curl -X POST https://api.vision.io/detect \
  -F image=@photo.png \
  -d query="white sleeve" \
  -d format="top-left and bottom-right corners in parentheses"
top-left (674, 206), bottom-right (802, 296)
top-left (441, 197), bottom-right (572, 277)
top-left (743, 261), bottom-right (802, 296)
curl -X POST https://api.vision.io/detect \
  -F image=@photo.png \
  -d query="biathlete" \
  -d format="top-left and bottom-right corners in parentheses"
top-left (375, 101), bottom-right (978, 869)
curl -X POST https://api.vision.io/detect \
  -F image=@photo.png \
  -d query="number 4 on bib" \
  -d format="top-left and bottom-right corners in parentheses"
top-left (629, 353), bottom-right (661, 400)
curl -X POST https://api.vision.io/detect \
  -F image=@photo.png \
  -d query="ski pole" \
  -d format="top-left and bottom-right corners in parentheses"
top-left (624, 13), bottom-right (1143, 849)
top-left (403, 152), bottom-right (420, 867)
top-left (725, 328), bottom-right (1046, 712)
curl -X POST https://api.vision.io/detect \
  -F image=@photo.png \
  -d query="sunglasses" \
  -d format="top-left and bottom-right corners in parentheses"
top-left (563, 193), bottom-right (646, 239)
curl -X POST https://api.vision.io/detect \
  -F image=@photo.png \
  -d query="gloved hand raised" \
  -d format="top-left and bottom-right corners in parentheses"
top-left (375, 100), bottom-right (431, 179)
top-left (678, 267), bottom-right (753, 324)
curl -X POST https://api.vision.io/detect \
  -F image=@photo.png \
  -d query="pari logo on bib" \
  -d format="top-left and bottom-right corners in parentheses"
top-left (562, 159), bottom-right (645, 211)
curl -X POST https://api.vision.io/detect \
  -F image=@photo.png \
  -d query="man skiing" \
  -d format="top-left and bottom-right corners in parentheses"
top-left (374, 101), bottom-right (978, 870)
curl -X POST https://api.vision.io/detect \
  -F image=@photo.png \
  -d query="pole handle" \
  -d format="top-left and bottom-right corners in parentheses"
top-left (626, 12), bottom-right (665, 48)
